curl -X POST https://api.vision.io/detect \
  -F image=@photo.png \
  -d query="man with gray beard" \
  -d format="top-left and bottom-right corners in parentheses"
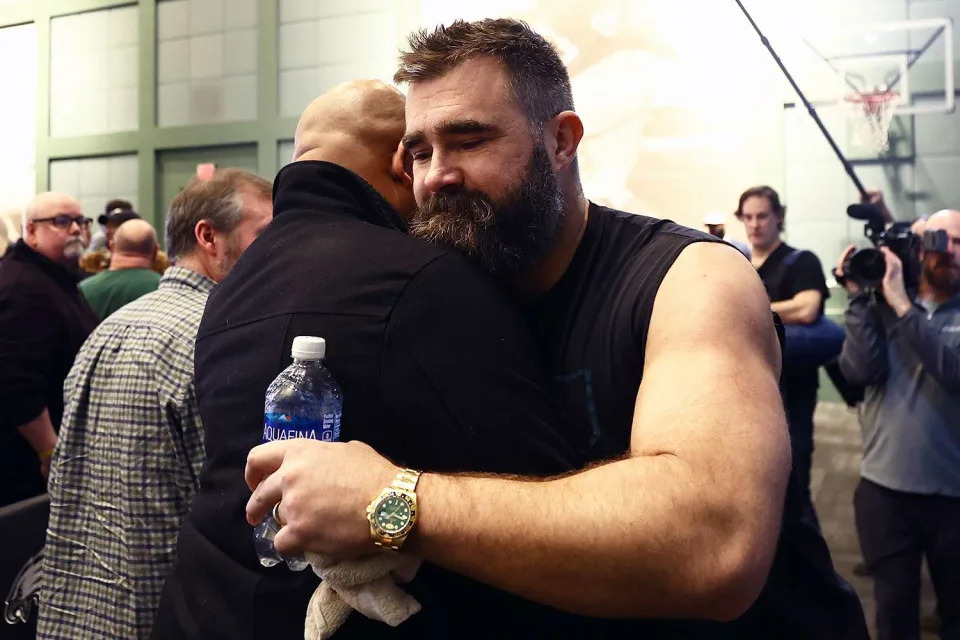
top-left (0, 192), bottom-right (100, 507)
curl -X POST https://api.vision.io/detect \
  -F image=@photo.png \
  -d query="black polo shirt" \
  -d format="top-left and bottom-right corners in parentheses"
top-left (756, 242), bottom-right (829, 392)
top-left (0, 240), bottom-right (99, 506)
top-left (756, 242), bottom-right (829, 311)
top-left (152, 161), bottom-right (579, 639)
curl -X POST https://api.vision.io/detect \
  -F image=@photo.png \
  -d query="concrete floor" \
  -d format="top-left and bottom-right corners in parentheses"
top-left (811, 402), bottom-right (939, 639)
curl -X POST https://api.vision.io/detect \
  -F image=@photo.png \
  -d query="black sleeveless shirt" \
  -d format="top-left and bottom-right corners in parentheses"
top-left (525, 204), bottom-right (718, 461)
top-left (522, 204), bottom-right (868, 638)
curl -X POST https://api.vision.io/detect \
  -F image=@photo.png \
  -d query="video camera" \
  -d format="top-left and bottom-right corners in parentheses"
top-left (842, 203), bottom-right (949, 290)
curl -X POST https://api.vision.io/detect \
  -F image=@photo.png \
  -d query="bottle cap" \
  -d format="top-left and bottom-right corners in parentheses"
top-left (291, 336), bottom-right (326, 360)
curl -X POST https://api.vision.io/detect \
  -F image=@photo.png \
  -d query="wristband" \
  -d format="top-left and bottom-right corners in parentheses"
top-left (39, 448), bottom-right (54, 460)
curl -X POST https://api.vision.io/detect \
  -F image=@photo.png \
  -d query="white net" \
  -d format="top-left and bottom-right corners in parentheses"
top-left (845, 90), bottom-right (900, 154)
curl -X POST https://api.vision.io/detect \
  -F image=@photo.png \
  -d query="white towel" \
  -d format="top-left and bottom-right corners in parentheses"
top-left (302, 552), bottom-right (422, 640)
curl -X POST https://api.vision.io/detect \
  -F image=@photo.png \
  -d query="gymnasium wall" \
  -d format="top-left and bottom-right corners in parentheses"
top-left (1, 0), bottom-right (958, 279)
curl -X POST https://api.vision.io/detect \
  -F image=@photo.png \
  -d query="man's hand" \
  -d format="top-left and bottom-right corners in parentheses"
top-left (245, 439), bottom-right (399, 558)
top-left (863, 189), bottom-right (893, 223)
top-left (835, 245), bottom-right (862, 295)
top-left (879, 247), bottom-right (913, 317)
top-left (18, 409), bottom-right (58, 481)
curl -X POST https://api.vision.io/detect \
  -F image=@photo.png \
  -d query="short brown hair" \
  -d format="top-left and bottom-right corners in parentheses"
top-left (394, 18), bottom-right (574, 131)
top-left (164, 168), bottom-right (271, 261)
top-left (735, 185), bottom-right (786, 232)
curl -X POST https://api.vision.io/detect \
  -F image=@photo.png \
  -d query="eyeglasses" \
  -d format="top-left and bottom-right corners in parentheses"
top-left (32, 214), bottom-right (93, 230)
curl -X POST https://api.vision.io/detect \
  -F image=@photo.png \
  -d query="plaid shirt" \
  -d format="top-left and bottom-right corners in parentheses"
top-left (39, 267), bottom-right (214, 640)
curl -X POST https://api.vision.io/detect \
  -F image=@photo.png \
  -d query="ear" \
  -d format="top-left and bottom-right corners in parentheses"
top-left (194, 219), bottom-right (219, 258)
top-left (391, 141), bottom-right (414, 187)
top-left (544, 110), bottom-right (584, 173)
top-left (108, 236), bottom-right (115, 252)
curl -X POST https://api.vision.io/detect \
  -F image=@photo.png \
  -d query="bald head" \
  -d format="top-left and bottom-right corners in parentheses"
top-left (293, 80), bottom-right (414, 216)
top-left (24, 192), bottom-right (81, 233)
top-left (295, 80), bottom-right (406, 162)
top-left (926, 209), bottom-right (960, 231)
top-left (113, 219), bottom-right (158, 257)
top-left (22, 191), bottom-right (86, 265)
top-left (919, 209), bottom-right (960, 297)
top-left (911, 216), bottom-right (928, 236)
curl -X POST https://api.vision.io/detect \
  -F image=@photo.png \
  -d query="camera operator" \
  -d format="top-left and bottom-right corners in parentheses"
top-left (835, 208), bottom-right (960, 640)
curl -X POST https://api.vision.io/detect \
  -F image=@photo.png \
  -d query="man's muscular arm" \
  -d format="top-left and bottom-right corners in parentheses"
top-left (247, 242), bottom-right (790, 620)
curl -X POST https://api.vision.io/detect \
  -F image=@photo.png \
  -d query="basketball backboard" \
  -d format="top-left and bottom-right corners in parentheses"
top-left (803, 18), bottom-right (954, 115)
top-left (799, 17), bottom-right (954, 159)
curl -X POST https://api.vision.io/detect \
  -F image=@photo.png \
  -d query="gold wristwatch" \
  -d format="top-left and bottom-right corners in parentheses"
top-left (366, 468), bottom-right (421, 550)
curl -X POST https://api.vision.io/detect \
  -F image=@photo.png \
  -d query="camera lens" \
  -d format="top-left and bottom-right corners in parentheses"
top-left (845, 248), bottom-right (886, 288)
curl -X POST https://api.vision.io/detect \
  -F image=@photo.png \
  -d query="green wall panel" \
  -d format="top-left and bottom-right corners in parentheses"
top-left (13, 0), bottom-right (292, 234)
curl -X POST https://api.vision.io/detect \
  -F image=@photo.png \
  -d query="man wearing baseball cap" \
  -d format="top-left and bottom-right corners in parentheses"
top-left (703, 211), bottom-right (751, 258)
top-left (81, 199), bottom-right (169, 275)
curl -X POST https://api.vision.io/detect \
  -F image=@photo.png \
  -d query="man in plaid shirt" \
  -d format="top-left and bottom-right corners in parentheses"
top-left (38, 169), bottom-right (273, 640)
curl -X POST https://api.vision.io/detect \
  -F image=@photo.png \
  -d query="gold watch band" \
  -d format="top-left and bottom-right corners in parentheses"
top-left (393, 468), bottom-right (421, 492)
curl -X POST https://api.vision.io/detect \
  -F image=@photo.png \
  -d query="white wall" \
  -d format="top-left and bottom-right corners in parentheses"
top-left (49, 155), bottom-right (139, 222)
top-left (277, 0), bottom-right (403, 118)
top-left (50, 6), bottom-right (139, 136)
top-left (157, 0), bottom-right (259, 126)
top-left (0, 22), bottom-right (36, 216)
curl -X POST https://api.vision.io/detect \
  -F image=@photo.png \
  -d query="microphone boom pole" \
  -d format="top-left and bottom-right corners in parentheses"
top-left (732, 0), bottom-right (869, 199)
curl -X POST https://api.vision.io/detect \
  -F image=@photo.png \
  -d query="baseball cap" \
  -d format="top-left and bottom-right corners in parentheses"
top-left (97, 207), bottom-right (141, 226)
top-left (704, 211), bottom-right (726, 226)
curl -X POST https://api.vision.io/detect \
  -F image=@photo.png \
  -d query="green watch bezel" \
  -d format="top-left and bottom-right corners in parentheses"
top-left (367, 489), bottom-right (418, 540)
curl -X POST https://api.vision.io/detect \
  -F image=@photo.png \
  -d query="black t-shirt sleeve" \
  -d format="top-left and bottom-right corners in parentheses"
top-left (0, 290), bottom-right (60, 430)
top-left (381, 253), bottom-right (577, 476)
top-left (787, 250), bottom-right (830, 300)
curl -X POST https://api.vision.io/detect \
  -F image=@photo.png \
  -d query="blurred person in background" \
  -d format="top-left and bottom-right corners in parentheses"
top-left (79, 218), bottom-right (161, 319)
top-left (704, 211), bottom-right (751, 258)
top-left (81, 200), bottom-right (169, 275)
top-left (0, 193), bottom-right (99, 507)
top-left (39, 170), bottom-right (272, 640)
top-left (736, 185), bottom-right (830, 523)
top-left (86, 198), bottom-right (136, 253)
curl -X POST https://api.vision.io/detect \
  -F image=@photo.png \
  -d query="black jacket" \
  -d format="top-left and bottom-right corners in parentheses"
top-left (153, 161), bottom-right (578, 639)
top-left (0, 240), bottom-right (99, 506)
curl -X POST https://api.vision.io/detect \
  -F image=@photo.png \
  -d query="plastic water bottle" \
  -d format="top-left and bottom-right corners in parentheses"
top-left (253, 336), bottom-right (342, 570)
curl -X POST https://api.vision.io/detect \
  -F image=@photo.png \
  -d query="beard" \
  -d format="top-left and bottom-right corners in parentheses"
top-left (409, 142), bottom-right (566, 280)
top-left (62, 238), bottom-right (85, 262)
top-left (216, 238), bottom-right (242, 280)
top-left (923, 253), bottom-right (960, 294)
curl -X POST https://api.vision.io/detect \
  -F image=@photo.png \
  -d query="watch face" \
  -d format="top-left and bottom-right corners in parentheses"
top-left (375, 494), bottom-right (412, 534)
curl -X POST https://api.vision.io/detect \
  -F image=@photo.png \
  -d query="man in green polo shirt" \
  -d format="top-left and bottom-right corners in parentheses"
top-left (80, 219), bottom-right (161, 319)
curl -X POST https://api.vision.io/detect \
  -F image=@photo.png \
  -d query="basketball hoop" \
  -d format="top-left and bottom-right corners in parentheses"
top-left (844, 89), bottom-right (900, 154)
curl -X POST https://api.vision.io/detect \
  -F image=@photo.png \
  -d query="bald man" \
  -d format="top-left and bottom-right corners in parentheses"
top-left (836, 209), bottom-right (960, 639)
top-left (79, 218), bottom-right (162, 319)
top-left (153, 80), bottom-right (576, 639)
top-left (0, 192), bottom-right (99, 506)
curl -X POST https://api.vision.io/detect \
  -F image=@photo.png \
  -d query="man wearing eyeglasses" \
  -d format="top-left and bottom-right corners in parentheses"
top-left (0, 192), bottom-right (100, 507)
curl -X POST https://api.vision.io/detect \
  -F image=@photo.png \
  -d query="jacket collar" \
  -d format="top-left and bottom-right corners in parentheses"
top-left (272, 161), bottom-right (407, 232)
top-left (6, 239), bottom-right (83, 289)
